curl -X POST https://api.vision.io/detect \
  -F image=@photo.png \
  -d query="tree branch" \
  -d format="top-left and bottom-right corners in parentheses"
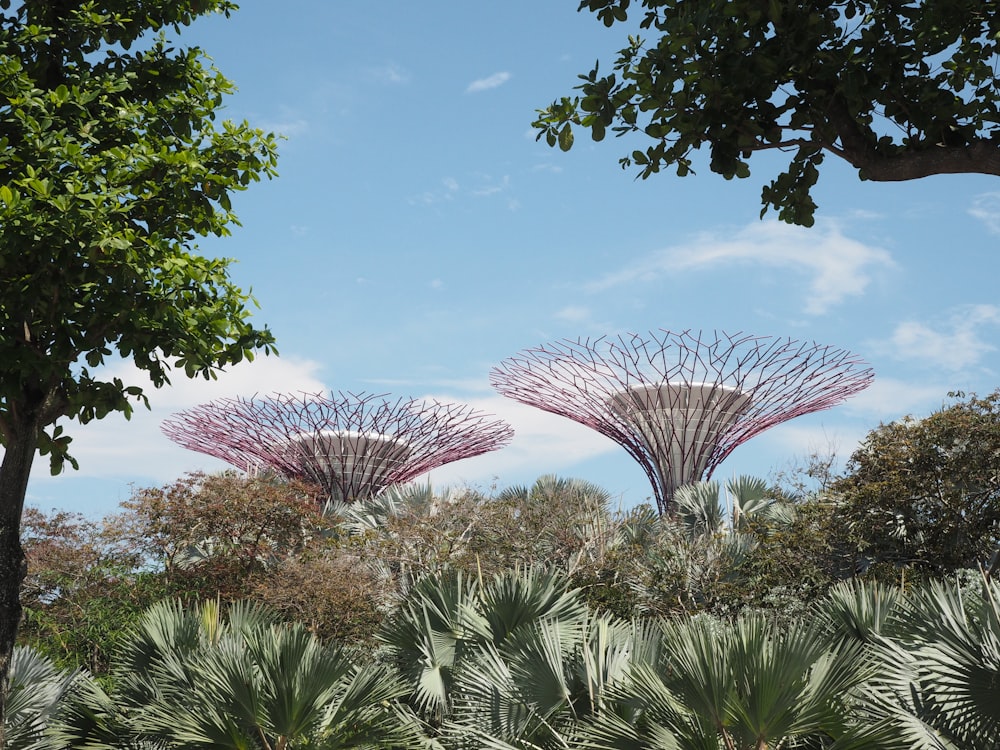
top-left (827, 95), bottom-right (1000, 181)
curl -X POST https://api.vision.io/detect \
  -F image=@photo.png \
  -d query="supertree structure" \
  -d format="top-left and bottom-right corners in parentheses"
top-left (161, 391), bottom-right (514, 504)
top-left (490, 329), bottom-right (873, 515)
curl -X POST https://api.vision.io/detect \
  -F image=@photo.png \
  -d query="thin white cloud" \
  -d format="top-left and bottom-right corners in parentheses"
top-left (969, 192), bottom-right (1000, 234)
top-left (587, 220), bottom-right (895, 315)
top-left (412, 174), bottom-right (511, 206)
top-left (883, 304), bottom-right (1000, 371)
top-left (466, 71), bottom-right (510, 93)
top-left (471, 175), bottom-right (510, 197)
top-left (420, 394), bottom-right (619, 489)
top-left (366, 63), bottom-right (411, 85)
top-left (554, 305), bottom-right (590, 322)
top-left (840, 376), bottom-right (951, 420)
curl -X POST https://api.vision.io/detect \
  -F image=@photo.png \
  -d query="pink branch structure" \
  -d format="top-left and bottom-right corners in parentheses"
top-left (490, 329), bottom-right (873, 515)
top-left (161, 391), bottom-right (514, 504)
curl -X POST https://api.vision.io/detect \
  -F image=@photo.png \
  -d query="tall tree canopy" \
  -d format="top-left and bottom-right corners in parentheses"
top-left (0, 0), bottom-right (278, 734)
top-left (835, 390), bottom-right (1000, 579)
top-left (535, 0), bottom-right (1000, 225)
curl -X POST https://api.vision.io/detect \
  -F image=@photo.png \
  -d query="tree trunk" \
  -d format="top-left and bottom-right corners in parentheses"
top-left (0, 417), bottom-right (41, 748)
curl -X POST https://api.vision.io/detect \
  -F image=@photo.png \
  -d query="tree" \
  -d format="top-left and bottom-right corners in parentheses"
top-left (534, 0), bottom-right (1000, 226)
top-left (118, 471), bottom-right (327, 587)
top-left (834, 390), bottom-right (1000, 580)
top-left (0, 0), bottom-right (278, 732)
top-left (18, 506), bottom-right (168, 674)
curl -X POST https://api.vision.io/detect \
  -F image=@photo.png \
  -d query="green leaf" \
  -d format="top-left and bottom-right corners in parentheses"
top-left (557, 124), bottom-right (574, 151)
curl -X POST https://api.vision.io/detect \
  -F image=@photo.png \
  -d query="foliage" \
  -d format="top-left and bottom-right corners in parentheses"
top-left (618, 477), bottom-right (843, 621)
top-left (252, 553), bottom-right (385, 646)
top-left (118, 471), bottom-right (328, 582)
top-left (349, 476), bottom-right (621, 601)
top-left (824, 576), bottom-right (1000, 748)
top-left (534, 0), bottom-right (1000, 226)
top-left (582, 613), bottom-right (888, 749)
top-left (834, 390), bottom-right (1000, 580)
top-left (101, 599), bottom-right (424, 750)
top-left (6, 571), bottom-right (1000, 750)
top-left (0, 0), bottom-right (279, 730)
top-left (3, 646), bottom-right (91, 750)
top-left (19, 507), bottom-right (169, 674)
top-left (0, 0), bottom-right (279, 471)
top-left (19, 473), bottom-right (382, 672)
top-left (379, 567), bottom-right (589, 725)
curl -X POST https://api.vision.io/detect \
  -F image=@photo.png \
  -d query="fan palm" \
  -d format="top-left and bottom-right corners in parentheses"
top-left (114, 598), bottom-right (423, 750)
top-left (580, 613), bottom-right (893, 750)
top-left (381, 566), bottom-right (591, 730)
top-left (4, 646), bottom-right (86, 750)
top-left (673, 477), bottom-right (789, 537)
top-left (445, 614), bottom-right (662, 750)
top-left (823, 577), bottom-right (1000, 749)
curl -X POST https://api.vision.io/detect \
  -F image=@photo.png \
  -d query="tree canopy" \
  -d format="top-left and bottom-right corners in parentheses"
top-left (534, 0), bottom-right (1000, 225)
top-left (835, 390), bottom-right (1000, 579)
top-left (0, 0), bottom-right (278, 735)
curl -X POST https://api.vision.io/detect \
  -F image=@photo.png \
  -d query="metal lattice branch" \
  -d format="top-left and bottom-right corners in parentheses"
top-left (161, 391), bottom-right (514, 503)
top-left (489, 329), bottom-right (873, 515)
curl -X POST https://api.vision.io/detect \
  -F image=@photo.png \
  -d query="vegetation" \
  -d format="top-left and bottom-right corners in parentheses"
top-left (0, 0), bottom-right (279, 729)
top-left (8, 570), bottom-right (1000, 748)
top-left (835, 390), bottom-right (1000, 582)
top-left (8, 429), bottom-right (1000, 747)
top-left (534, 0), bottom-right (1000, 226)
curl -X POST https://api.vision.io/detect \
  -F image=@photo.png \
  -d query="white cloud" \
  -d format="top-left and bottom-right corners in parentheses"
top-left (472, 175), bottom-right (510, 197)
top-left (419, 394), bottom-right (619, 489)
top-left (839, 376), bottom-right (951, 420)
top-left (586, 220), bottom-right (895, 315)
top-left (969, 192), bottom-right (1000, 234)
top-left (554, 305), bottom-right (590, 322)
top-left (259, 106), bottom-right (310, 139)
top-left (366, 63), bottom-right (411, 85)
top-left (466, 72), bottom-right (511, 93)
top-left (30, 355), bottom-right (327, 483)
top-left (882, 304), bottom-right (1000, 371)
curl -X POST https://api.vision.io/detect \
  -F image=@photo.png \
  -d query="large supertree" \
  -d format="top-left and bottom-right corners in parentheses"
top-left (161, 391), bottom-right (514, 503)
top-left (490, 329), bottom-right (873, 515)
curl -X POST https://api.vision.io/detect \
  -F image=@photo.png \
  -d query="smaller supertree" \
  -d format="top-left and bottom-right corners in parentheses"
top-left (161, 391), bottom-right (514, 503)
top-left (490, 329), bottom-right (874, 515)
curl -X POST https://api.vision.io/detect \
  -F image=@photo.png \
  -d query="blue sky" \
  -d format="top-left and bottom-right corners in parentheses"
top-left (26, 2), bottom-right (1000, 517)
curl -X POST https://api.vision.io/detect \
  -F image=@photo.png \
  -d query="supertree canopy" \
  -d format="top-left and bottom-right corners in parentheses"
top-left (490, 329), bottom-right (873, 515)
top-left (161, 391), bottom-right (514, 503)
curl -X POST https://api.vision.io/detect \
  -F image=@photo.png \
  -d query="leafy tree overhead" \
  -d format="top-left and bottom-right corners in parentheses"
top-left (0, 0), bottom-right (278, 731)
top-left (535, 0), bottom-right (1000, 226)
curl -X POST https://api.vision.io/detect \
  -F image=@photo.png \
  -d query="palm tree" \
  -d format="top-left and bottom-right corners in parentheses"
top-left (112, 599), bottom-right (423, 750)
top-left (446, 613), bottom-right (662, 750)
top-left (823, 577), bottom-right (1000, 749)
top-left (579, 613), bottom-right (895, 750)
top-left (673, 476), bottom-right (790, 537)
top-left (3, 646), bottom-right (88, 750)
top-left (380, 567), bottom-right (592, 735)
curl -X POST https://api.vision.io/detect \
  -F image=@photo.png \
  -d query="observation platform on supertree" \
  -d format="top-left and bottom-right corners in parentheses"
top-left (161, 391), bottom-right (514, 504)
top-left (490, 329), bottom-right (873, 515)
